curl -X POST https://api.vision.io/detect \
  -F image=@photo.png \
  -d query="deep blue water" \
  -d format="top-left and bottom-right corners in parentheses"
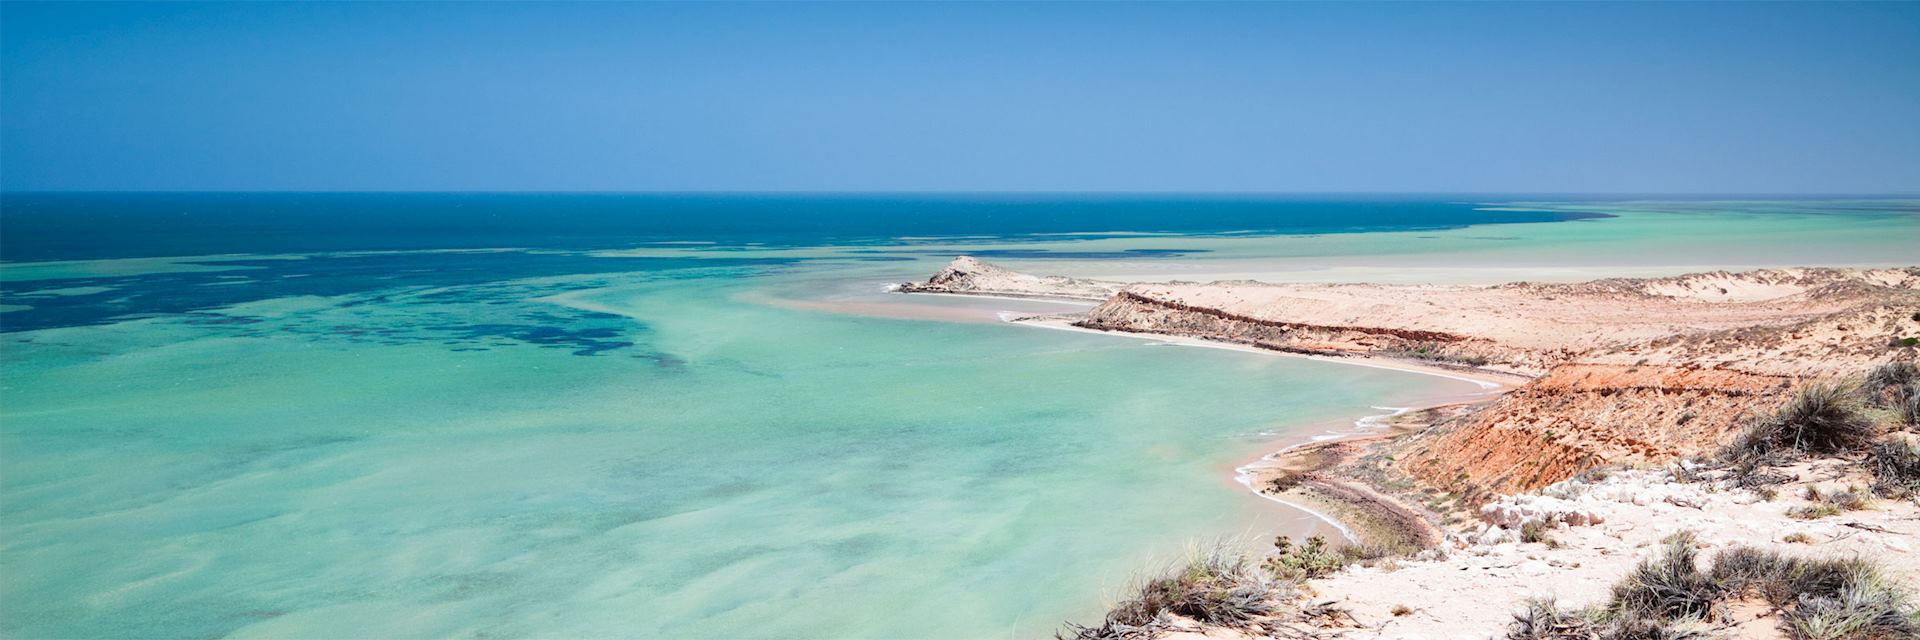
top-left (0, 192), bottom-right (1601, 262)
top-left (0, 193), bottom-right (1606, 335)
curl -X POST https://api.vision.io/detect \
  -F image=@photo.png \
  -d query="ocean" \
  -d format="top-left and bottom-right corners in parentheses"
top-left (1, 194), bottom-right (1914, 638)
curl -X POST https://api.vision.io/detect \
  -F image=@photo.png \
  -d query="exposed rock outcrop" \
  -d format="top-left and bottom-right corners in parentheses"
top-left (894, 256), bottom-right (1121, 300)
top-left (1388, 364), bottom-right (1798, 501)
top-left (900, 258), bottom-right (1920, 504)
top-left (1079, 266), bottom-right (1920, 376)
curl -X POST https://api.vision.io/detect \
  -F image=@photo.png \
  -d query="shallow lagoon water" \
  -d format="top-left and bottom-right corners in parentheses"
top-left (2, 261), bottom-right (1458, 639)
top-left (1, 196), bottom-right (1913, 638)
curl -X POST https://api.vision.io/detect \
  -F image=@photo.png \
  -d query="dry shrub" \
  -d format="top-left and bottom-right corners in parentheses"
top-left (1514, 539), bottom-right (1920, 639)
top-left (1722, 383), bottom-right (1879, 462)
top-left (1506, 599), bottom-right (1704, 640)
top-left (1608, 532), bottom-right (1721, 622)
top-left (1058, 542), bottom-right (1284, 640)
top-left (1873, 438), bottom-right (1920, 498)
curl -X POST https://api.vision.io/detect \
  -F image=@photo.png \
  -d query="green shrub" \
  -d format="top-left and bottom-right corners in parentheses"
top-left (1264, 535), bottom-right (1347, 581)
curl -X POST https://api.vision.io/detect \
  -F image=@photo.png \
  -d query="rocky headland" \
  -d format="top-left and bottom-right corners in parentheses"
top-left (897, 257), bottom-right (1920, 639)
top-left (893, 255), bottom-right (1122, 301)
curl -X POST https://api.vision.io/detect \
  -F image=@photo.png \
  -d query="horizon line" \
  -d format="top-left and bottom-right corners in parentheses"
top-left (4, 189), bottom-right (1918, 198)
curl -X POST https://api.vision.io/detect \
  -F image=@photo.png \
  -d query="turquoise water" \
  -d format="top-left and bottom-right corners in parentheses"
top-left (1, 196), bottom-right (1914, 638)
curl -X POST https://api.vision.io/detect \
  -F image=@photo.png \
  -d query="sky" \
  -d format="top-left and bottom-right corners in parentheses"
top-left (2, 1), bottom-right (1917, 193)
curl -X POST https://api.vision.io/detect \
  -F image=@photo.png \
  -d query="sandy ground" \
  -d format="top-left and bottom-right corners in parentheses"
top-left (905, 256), bottom-right (1920, 377)
top-left (1304, 459), bottom-right (1920, 640)
top-left (890, 257), bottom-right (1920, 639)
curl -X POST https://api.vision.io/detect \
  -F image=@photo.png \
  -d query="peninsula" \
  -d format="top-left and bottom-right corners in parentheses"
top-left (900, 256), bottom-right (1920, 639)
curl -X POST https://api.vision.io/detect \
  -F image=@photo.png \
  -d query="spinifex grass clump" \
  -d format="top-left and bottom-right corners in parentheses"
top-left (1711, 547), bottom-right (1920, 640)
top-left (1789, 485), bottom-right (1874, 519)
top-left (1507, 599), bottom-right (1704, 640)
top-left (1511, 538), bottom-right (1920, 640)
top-left (1058, 542), bottom-right (1285, 640)
top-left (1865, 362), bottom-right (1916, 401)
top-left (1722, 382), bottom-right (1879, 462)
top-left (1608, 532), bottom-right (1722, 622)
top-left (1865, 362), bottom-right (1919, 426)
top-left (1873, 439), bottom-right (1920, 498)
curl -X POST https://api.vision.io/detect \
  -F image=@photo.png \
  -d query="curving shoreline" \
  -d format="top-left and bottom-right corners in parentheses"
top-left (965, 298), bottom-right (1523, 549)
top-left (893, 256), bottom-right (1920, 637)
top-left (898, 257), bottom-right (1920, 496)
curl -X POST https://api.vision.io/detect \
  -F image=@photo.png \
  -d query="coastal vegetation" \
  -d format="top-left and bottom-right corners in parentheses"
top-left (1863, 362), bottom-right (1920, 427)
top-left (1374, 341), bottom-right (1491, 367)
top-left (1719, 365), bottom-right (1920, 503)
top-left (1509, 532), bottom-right (1920, 640)
top-left (1720, 382), bottom-right (1879, 463)
top-left (1056, 542), bottom-right (1285, 640)
top-left (1870, 439), bottom-right (1920, 498)
top-left (906, 259), bottom-right (1920, 637)
top-left (1057, 536), bottom-right (1413, 639)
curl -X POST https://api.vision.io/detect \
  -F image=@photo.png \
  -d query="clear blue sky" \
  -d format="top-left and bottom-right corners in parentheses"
top-left (3, 1), bottom-right (1917, 193)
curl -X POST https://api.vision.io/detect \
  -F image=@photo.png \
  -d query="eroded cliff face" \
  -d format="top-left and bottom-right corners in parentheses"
top-left (1387, 364), bottom-right (1798, 503)
top-left (1082, 278), bottom-right (1920, 503)
top-left (902, 259), bottom-right (1920, 505)
top-left (1076, 290), bottom-right (1519, 371)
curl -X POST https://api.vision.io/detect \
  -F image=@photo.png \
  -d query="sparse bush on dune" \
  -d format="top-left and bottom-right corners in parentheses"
top-left (1263, 535), bottom-right (1347, 581)
top-left (1712, 547), bottom-right (1920, 640)
top-left (1057, 542), bottom-right (1285, 640)
top-left (1061, 534), bottom-right (1414, 638)
top-left (1784, 485), bottom-right (1871, 520)
top-left (1510, 534), bottom-right (1920, 640)
top-left (1263, 535), bottom-right (1411, 581)
top-left (1865, 362), bottom-right (1919, 426)
top-left (1871, 438), bottom-right (1920, 498)
top-left (1711, 547), bottom-right (1866, 604)
top-left (1376, 341), bottom-right (1491, 367)
top-left (1721, 382), bottom-right (1879, 462)
top-left (1520, 520), bottom-right (1561, 548)
top-left (1788, 578), bottom-right (1920, 640)
top-left (1608, 532), bottom-right (1722, 622)
top-left (1506, 598), bottom-right (1703, 640)
top-left (1865, 362), bottom-right (1916, 396)
top-left (1337, 540), bottom-right (1413, 565)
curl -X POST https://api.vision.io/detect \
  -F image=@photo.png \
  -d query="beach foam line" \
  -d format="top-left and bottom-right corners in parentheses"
top-left (997, 313), bottom-right (1521, 545)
